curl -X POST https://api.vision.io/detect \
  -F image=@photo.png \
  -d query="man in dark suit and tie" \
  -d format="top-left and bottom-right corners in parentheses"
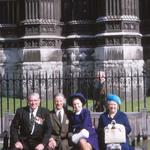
top-left (48, 93), bottom-right (72, 150)
top-left (10, 92), bottom-right (51, 150)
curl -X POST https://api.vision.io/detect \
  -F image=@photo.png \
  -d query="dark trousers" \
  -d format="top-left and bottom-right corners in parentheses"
top-left (11, 138), bottom-right (48, 150)
top-left (11, 146), bottom-right (49, 150)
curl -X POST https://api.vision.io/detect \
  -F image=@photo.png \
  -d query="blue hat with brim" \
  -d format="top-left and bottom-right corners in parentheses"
top-left (106, 94), bottom-right (122, 105)
top-left (68, 93), bottom-right (87, 106)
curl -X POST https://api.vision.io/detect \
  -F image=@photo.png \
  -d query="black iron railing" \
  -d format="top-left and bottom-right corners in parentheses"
top-left (0, 70), bottom-right (149, 133)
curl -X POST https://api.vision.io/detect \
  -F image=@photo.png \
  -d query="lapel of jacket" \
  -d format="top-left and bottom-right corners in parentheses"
top-left (32, 107), bottom-right (42, 133)
top-left (61, 113), bottom-right (66, 129)
top-left (24, 106), bottom-right (32, 132)
top-left (61, 110), bottom-right (69, 129)
top-left (53, 110), bottom-right (61, 127)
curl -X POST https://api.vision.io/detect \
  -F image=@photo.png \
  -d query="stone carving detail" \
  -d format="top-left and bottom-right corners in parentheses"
top-left (105, 36), bottom-right (140, 46)
top-left (130, 24), bottom-right (135, 30)
top-left (106, 37), bottom-right (121, 45)
top-left (21, 19), bottom-right (60, 25)
top-left (40, 40), bottom-right (55, 47)
top-left (107, 38), bottom-right (114, 45)
top-left (23, 39), bottom-right (56, 48)
top-left (106, 22), bottom-right (137, 31)
top-left (26, 27), bottom-right (39, 35)
top-left (129, 37), bottom-right (136, 44)
top-left (70, 52), bottom-right (76, 61)
top-left (25, 24), bottom-right (58, 35)
top-left (137, 37), bottom-right (141, 45)
top-left (107, 22), bottom-right (121, 31)
top-left (41, 25), bottom-right (56, 33)
top-left (124, 23), bottom-right (129, 30)
top-left (124, 37), bottom-right (137, 44)
top-left (123, 23), bottom-right (136, 31)
top-left (124, 37), bottom-right (129, 44)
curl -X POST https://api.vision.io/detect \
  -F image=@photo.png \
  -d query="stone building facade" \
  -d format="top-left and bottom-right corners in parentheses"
top-left (0, 0), bottom-right (149, 75)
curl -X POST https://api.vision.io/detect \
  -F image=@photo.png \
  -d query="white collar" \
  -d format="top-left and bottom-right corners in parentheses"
top-left (55, 108), bottom-right (64, 112)
top-left (55, 108), bottom-right (64, 115)
top-left (30, 107), bottom-right (38, 116)
top-left (75, 109), bottom-right (82, 115)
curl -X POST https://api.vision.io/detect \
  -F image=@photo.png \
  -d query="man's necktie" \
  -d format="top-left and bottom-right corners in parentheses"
top-left (30, 111), bottom-right (34, 132)
top-left (58, 111), bottom-right (62, 123)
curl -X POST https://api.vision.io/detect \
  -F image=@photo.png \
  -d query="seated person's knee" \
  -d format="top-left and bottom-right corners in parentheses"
top-left (79, 138), bottom-right (92, 150)
top-left (79, 138), bottom-right (86, 145)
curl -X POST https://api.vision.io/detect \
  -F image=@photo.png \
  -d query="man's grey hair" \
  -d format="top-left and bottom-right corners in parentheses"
top-left (54, 93), bottom-right (66, 104)
top-left (28, 92), bottom-right (40, 101)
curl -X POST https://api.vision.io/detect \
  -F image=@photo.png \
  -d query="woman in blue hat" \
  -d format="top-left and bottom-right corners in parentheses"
top-left (68, 93), bottom-right (99, 150)
top-left (97, 94), bottom-right (133, 150)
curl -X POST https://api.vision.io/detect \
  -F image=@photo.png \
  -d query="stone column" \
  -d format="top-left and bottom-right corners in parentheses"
top-left (95, 0), bottom-right (144, 99)
top-left (95, 0), bottom-right (143, 71)
top-left (18, 0), bottom-right (63, 74)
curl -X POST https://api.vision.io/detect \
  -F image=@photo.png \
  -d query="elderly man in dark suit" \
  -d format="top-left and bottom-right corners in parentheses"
top-left (48, 93), bottom-right (72, 150)
top-left (10, 92), bottom-right (51, 150)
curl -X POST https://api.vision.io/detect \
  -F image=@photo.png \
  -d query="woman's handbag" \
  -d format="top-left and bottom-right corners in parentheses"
top-left (104, 120), bottom-right (126, 144)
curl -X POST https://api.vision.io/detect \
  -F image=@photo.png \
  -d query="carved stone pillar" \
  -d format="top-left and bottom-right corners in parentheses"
top-left (95, 0), bottom-right (143, 71)
top-left (18, 0), bottom-right (63, 73)
top-left (95, 0), bottom-right (144, 99)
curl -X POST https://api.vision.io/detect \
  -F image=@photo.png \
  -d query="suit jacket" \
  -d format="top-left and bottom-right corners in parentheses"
top-left (10, 106), bottom-right (51, 147)
top-left (49, 108), bottom-right (72, 140)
